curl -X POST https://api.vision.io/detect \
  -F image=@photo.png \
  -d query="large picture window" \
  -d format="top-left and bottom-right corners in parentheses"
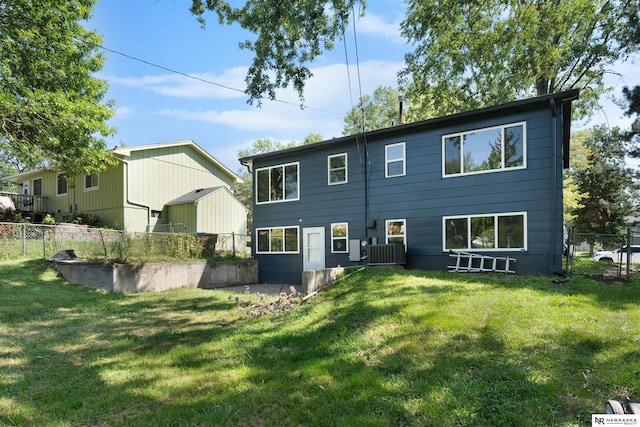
top-left (256, 226), bottom-right (299, 254)
top-left (443, 122), bottom-right (525, 176)
top-left (385, 142), bottom-right (406, 178)
top-left (328, 153), bottom-right (347, 185)
top-left (256, 162), bottom-right (299, 204)
top-left (443, 212), bottom-right (527, 251)
top-left (57, 174), bottom-right (68, 196)
top-left (386, 219), bottom-right (406, 248)
top-left (331, 223), bottom-right (348, 253)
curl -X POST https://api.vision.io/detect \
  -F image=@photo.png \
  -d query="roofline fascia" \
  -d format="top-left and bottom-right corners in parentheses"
top-left (0, 167), bottom-right (61, 183)
top-left (239, 89), bottom-right (580, 163)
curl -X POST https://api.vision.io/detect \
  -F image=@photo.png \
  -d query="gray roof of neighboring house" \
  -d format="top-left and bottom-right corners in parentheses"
top-left (166, 186), bottom-right (224, 205)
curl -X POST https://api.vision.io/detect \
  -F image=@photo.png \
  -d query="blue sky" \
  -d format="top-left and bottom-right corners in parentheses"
top-left (88, 1), bottom-right (638, 172)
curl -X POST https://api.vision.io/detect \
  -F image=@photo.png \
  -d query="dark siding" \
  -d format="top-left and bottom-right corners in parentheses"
top-left (252, 100), bottom-right (567, 284)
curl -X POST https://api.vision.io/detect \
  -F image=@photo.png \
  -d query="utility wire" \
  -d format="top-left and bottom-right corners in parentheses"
top-left (90, 41), bottom-right (344, 116)
top-left (351, 4), bottom-right (365, 133)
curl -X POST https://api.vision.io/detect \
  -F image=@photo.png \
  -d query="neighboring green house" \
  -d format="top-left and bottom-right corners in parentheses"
top-left (0, 140), bottom-right (246, 236)
top-left (165, 186), bottom-right (247, 235)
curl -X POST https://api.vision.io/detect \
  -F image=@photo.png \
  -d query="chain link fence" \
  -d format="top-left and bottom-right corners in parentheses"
top-left (565, 227), bottom-right (639, 280)
top-left (0, 222), bottom-right (250, 262)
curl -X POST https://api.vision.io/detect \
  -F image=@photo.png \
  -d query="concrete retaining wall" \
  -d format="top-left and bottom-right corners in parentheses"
top-left (302, 266), bottom-right (345, 295)
top-left (55, 259), bottom-right (258, 293)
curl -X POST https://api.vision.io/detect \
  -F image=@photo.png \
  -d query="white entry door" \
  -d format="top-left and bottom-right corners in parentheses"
top-left (303, 227), bottom-right (325, 271)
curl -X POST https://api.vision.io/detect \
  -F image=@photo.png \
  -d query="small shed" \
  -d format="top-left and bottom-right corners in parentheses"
top-left (165, 186), bottom-right (247, 236)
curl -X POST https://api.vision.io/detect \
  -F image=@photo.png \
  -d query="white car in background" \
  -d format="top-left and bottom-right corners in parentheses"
top-left (593, 245), bottom-right (640, 264)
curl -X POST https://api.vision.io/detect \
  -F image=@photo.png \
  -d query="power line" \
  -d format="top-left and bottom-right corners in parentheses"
top-left (91, 41), bottom-right (344, 116)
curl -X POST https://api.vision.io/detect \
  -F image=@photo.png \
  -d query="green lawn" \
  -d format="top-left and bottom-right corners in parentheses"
top-left (1, 259), bottom-right (639, 426)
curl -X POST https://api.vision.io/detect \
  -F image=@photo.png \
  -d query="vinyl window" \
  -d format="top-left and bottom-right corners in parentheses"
top-left (57, 174), bottom-right (68, 196)
top-left (443, 212), bottom-right (527, 251)
top-left (256, 226), bottom-right (299, 254)
top-left (385, 142), bottom-right (406, 178)
top-left (443, 122), bottom-right (526, 177)
top-left (84, 173), bottom-right (99, 191)
top-left (331, 222), bottom-right (348, 253)
top-left (328, 153), bottom-right (348, 185)
top-left (256, 162), bottom-right (299, 204)
top-left (386, 219), bottom-right (406, 248)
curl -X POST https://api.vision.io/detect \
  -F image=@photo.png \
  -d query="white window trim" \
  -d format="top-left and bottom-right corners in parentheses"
top-left (385, 142), bottom-right (406, 178)
top-left (442, 211), bottom-right (528, 252)
top-left (83, 173), bottom-right (99, 192)
top-left (327, 153), bottom-right (348, 185)
top-left (255, 225), bottom-right (300, 254)
top-left (442, 121), bottom-right (527, 178)
top-left (56, 173), bottom-right (68, 197)
top-left (330, 222), bottom-right (349, 253)
top-left (255, 161), bottom-right (300, 205)
top-left (385, 218), bottom-right (407, 249)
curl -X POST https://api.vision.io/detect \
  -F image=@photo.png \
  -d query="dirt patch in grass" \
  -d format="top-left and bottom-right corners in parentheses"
top-left (582, 273), bottom-right (630, 285)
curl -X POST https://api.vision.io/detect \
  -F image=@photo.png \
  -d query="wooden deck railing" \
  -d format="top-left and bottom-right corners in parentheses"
top-left (0, 191), bottom-right (48, 213)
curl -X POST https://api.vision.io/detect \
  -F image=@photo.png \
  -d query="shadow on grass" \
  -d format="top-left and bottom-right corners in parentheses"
top-left (1, 261), bottom-right (638, 425)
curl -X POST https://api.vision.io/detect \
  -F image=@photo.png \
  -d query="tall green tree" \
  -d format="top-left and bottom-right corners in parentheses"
top-left (622, 85), bottom-right (640, 158)
top-left (190, 0), bottom-right (363, 104)
top-left (343, 86), bottom-right (410, 135)
top-left (400, 0), bottom-right (640, 119)
top-left (563, 132), bottom-right (591, 224)
top-left (0, 0), bottom-right (115, 177)
top-left (570, 126), bottom-right (634, 251)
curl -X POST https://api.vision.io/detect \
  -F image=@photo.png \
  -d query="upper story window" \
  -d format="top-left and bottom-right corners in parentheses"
top-left (385, 142), bottom-right (406, 178)
top-left (256, 162), bottom-right (299, 204)
top-left (84, 173), bottom-right (99, 191)
top-left (443, 212), bottom-right (527, 251)
top-left (256, 226), bottom-right (299, 254)
top-left (443, 122), bottom-right (526, 177)
top-left (331, 222), bottom-right (348, 253)
top-left (328, 153), bottom-right (347, 185)
top-left (386, 219), bottom-right (406, 248)
top-left (57, 174), bottom-right (68, 196)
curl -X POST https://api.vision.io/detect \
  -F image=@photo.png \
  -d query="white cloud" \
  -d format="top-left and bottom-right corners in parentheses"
top-left (356, 12), bottom-right (404, 43)
top-left (114, 106), bottom-right (134, 119)
top-left (105, 67), bottom-right (249, 99)
top-left (155, 59), bottom-right (404, 139)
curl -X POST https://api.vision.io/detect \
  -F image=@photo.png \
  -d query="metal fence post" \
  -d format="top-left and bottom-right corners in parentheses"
top-left (627, 227), bottom-right (632, 279)
top-left (232, 231), bottom-right (236, 256)
top-left (22, 223), bottom-right (26, 257)
top-left (43, 226), bottom-right (46, 258)
top-left (565, 226), bottom-right (572, 275)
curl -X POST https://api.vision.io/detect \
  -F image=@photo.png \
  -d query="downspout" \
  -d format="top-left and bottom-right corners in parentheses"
top-left (194, 200), bottom-right (198, 234)
top-left (119, 158), bottom-right (151, 230)
top-left (363, 136), bottom-right (369, 243)
top-left (550, 98), bottom-right (558, 273)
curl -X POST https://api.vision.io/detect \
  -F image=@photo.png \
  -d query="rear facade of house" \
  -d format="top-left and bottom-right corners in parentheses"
top-left (242, 91), bottom-right (579, 285)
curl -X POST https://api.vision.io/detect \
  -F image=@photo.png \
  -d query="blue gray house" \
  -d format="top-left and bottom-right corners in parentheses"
top-left (240, 90), bottom-right (579, 284)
